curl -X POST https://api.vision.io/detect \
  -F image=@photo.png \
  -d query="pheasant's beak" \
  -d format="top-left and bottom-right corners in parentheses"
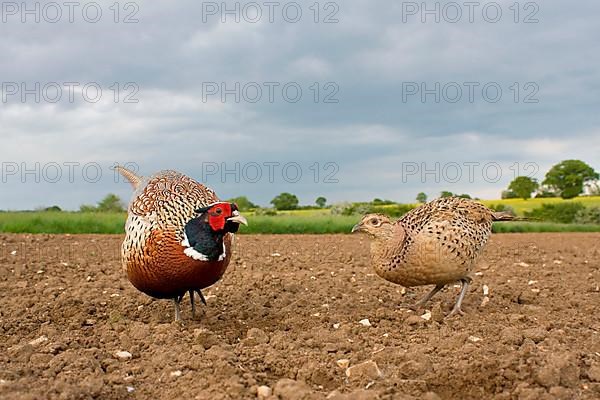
top-left (351, 223), bottom-right (363, 233)
top-left (227, 210), bottom-right (248, 226)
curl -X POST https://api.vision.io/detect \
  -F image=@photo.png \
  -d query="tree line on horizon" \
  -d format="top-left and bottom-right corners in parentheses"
top-left (501, 159), bottom-right (598, 200)
top-left (7, 159), bottom-right (597, 213)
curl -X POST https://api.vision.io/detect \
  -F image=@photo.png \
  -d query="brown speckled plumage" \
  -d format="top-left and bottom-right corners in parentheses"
top-left (353, 197), bottom-right (515, 316)
top-left (117, 167), bottom-right (239, 320)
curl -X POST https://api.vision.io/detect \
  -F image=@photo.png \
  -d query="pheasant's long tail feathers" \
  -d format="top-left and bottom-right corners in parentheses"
top-left (491, 211), bottom-right (529, 222)
top-left (114, 165), bottom-right (142, 189)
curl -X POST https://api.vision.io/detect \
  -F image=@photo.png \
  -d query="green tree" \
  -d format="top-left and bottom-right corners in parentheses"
top-left (315, 196), bottom-right (327, 208)
top-left (457, 193), bottom-right (472, 199)
top-left (440, 191), bottom-right (453, 198)
top-left (543, 160), bottom-right (599, 199)
top-left (270, 193), bottom-right (299, 210)
top-left (97, 194), bottom-right (125, 212)
top-left (227, 196), bottom-right (257, 211)
top-left (416, 192), bottom-right (427, 203)
top-left (372, 198), bottom-right (395, 205)
top-left (508, 176), bottom-right (539, 200)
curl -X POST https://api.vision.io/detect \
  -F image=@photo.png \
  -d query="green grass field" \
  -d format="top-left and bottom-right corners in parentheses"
top-left (0, 212), bottom-right (127, 234)
top-left (0, 212), bottom-right (358, 234)
top-left (1, 212), bottom-right (600, 235)
top-left (241, 214), bottom-right (358, 234)
top-left (1, 196), bottom-right (599, 234)
top-left (480, 196), bottom-right (600, 215)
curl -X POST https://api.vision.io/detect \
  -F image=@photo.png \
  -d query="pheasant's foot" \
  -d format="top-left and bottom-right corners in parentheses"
top-left (189, 290), bottom-right (206, 319)
top-left (412, 284), bottom-right (445, 310)
top-left (447, 278), bottom-right (471, 318)
top-left (447, 306), bottom-right (465, 317)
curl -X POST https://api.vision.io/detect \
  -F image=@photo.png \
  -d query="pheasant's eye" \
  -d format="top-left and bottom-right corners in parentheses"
top-left (215, 208), bottom-right (223, 215)
top-left (370, 218), bottom-right (379, 225)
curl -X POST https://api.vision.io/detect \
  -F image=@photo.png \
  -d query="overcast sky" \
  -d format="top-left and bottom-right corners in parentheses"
top-left (1, 0), bottom-right (599, 210)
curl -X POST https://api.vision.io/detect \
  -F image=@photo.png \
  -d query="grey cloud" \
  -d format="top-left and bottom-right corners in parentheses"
top-left (1, 0), bottom-right (599, 209)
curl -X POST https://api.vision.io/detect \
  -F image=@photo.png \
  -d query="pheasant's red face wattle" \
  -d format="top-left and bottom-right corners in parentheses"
top-left (206, 203), bottom-right (233, 231)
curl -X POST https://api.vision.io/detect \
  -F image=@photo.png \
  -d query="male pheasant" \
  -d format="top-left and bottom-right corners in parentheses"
top-left (116, 166), bottom-right (247, 321)
top-left (352, 197), bottom-right (515, 317)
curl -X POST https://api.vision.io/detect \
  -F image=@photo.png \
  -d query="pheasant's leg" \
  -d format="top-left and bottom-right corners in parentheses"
top-left (173, 295), bottom-right (184, 322)
top-left (413, 284), bottom-right (445, 309)
top-left (189, 290), bottom-right (196, 318)
top-left (189, 290), bottom-right (206, 319)
top-left (448, 278), bottom-right (472, 317)
top-left (196, 290), bottom-right (207, 305)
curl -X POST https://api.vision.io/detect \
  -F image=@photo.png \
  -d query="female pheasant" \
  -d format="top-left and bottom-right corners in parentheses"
top-left (116, 166), bottom-right (247, 321)
top-left (352, 197), bottom-right (515, 317)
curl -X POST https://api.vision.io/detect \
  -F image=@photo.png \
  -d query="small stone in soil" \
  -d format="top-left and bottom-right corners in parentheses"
top-left (28, 336), bottom-right (48, 347)
top-left (346, 360), bottom-right (383, 381)
top-left (114, 351), bottom-right (132, 361)
top-left (257, 385), bottom-right (272, 398)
